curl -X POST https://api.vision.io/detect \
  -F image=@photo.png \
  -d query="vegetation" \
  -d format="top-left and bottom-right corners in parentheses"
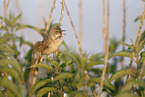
top-left (0, 0), bottom-right (145, 97)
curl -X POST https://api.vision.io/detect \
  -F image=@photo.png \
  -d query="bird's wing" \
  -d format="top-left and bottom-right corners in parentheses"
top-left (36, 37), bottom-right (53, 52)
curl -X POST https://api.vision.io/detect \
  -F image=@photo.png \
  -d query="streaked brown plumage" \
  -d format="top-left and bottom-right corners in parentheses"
top-left (36, 25), bottom-right (64, 55)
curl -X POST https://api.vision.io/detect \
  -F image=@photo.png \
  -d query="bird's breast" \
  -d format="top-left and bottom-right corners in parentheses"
top-left (42, 38), bottom-right (62, 55)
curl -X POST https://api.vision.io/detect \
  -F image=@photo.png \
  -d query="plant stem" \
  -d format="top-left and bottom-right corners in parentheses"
top-left (85, 70), bottom-right (90, 80)
top-left (59, 0), bottom-right (65, 27)
top-left (136, 7), bottom-right (145, 43)
top-left (3, 0), bottom-right (6, 11)
top-left (44, 0), bottom-right (56, 35)
top-left (48, 92), bottom-right (50, 97)
top-left (0, 0), bottom-right (10, 28)
top-left (121, 0), bottom-right (126, 69)
top-left (92, 87), bottom-right (97, 97)
top-left (79, 0), bottom-right (83, 48)
top-left (97, 0), bottom-right (109, 96)
top-left (64, 1), bottom-right (83, 57)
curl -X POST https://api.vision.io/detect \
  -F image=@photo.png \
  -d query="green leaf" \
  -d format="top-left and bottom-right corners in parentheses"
top-left (109, 38), bottom-right (121, 53)
top-left (2, 45), bottom-right (19, 55)
top-left (16, 24), bottom-right (40, 31)
top-left (29, 79), bottom-right (52, 97)
top-left (62, 41), bottom-right (69, 50)
top-left (19, 36), bottom-right (33, 47)
top-left (116, 93), bottom-right (138, 97)
top-left (89, 53), bottom-right (104, 61)
top-left (109, 69), bottom-right (131, 82)
top-left (0, 77), bottom-right (22, 97)
top-left (0, 33), bottom-right (13, 44)
top-left (0, 26), bottom-right (8, 31)
top-left (109, 51), bottom-right (133, 59)
top-left (29, 63), bottom-right (53, 70)
top-left (53, 72), bottom-right (73, 81)
top-left (88, 77), bottom-right (115, 91)
top-left (120, 42), bottom-right (134, 51)
top-left (0, 90), bottom-right (5, 97)
top-left (69, 91), bottom-right (88, 97)
top-left (86, 61), bottom-right (104, 69)
top-left (0, 58), bottom-right (22, 74)
top-left (135, 15), bottom-right (145, 22)
top-left (69, 53), bottom-right (81, 67)
top-left (0, 67), bottom-right (21, 85)
top-left (136, 40), bottom-right (145, 53)
top-left (139, 31), bottom-right (145, 42)
top-left (7, 90), bottom-right (15, 97)
top-left (134, 80), bottom-right (145, 88)
top-left (23, 41), bottom-right (33, 47)
top-left (14, 13), bottom-right (22, 22)
top-left (37, 87), bottom-right (57, 97)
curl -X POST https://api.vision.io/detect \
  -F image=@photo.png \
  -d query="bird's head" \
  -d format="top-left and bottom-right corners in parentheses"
top-left (49, 25), bottom-right (65, 40)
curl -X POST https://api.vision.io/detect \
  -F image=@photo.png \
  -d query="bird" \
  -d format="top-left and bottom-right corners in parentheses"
top-left (35, 25), bottom-right (64, 55)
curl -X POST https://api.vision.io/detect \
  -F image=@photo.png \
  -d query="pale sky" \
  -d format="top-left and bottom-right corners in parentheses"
top-left (0, 0), bottom-right (144, 54)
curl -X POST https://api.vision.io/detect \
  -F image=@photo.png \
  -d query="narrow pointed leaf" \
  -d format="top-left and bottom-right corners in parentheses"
top-left (7, 90), bottom-right (15, 97)
top-left (109, 51), bottom-right (133, 59)
top-left (29, 79), bottom-right (52, 97)
top-left (0, 26), bottom-right (8, 31)
top-left (14, 14), bottom-right (22, 21)
top-left (120, 43), bottom-right (134, 50)
top-left (3, 46), bottom-right (19, 55)
top-left (89, 77), bottom-right (115, 91)
top-left (109, 69), bottom-right (131, 82)
top-left (0, 90), bottom-right (5, 97)
top-left (16, 24), bottom-right (40, 31)
top-left (0, 68), bottom-right (21, 85)
top-left (69, 53), bottom-right (81, 66)
top-left (37, 87), bottom-right (57, 97)
top-left (0, 77), bottom-right (22, 97)
top-left (53, 72), bottom-right (73, 81)
top-left (86, 61), bottom-right (104, 69)
top-left (0, 58), bottom-right (22, 74)
top-left (136, 40), bottom-right (145, 53)
top-left (29, 63), bottom-right (53, 70)
top-left (134, 15), bottom-right (145, 22)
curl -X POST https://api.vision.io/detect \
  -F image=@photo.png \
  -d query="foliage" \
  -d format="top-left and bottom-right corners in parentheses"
top-left (0, 12), bottom-right (145, 97)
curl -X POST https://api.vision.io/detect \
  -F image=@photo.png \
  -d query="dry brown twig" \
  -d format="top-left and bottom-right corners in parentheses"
top-left (136, 7), bottom-right (145, 42)
top-left (30, 0), bottom-right (57, 91)
top-left (64, 1), bottom-right (83, 57)
top-left (79, 0), bottom-right (83, 48)
top-left (134, 7), bottom-right (145, 90)
top-left (59, 0), bottom-right (65, 27)
top-left (0, 0), bottom-right (10, 28)
top-left (97, 0), bottom-right (109, 96)
top-left (15, 0), bottom-right (23, 24)
top-left (44, 0), bottom-right (56, 35)
top-left (48, 92), bottom-right (51, 97)
top-left (121, 0), bottom-right (126, 71)
top-left (4, 0), bottom-right (6, 11)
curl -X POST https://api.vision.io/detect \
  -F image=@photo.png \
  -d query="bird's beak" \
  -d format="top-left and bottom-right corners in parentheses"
top-left (61, 30), bottom-right (66, 36)
top-left (62, 30), bottom-right (66, 32)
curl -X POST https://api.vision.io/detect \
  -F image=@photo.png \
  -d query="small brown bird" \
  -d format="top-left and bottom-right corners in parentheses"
top-left (36, 25), bottom-right (64, 55)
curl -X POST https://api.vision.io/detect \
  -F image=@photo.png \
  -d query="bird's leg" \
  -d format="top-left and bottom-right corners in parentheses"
top-left (47, 55), bottom-right (49, 58)
top-left (31, 52), bottom-right (43, 88)
top-left (39, 52), bottom-right (43, 62)
top-left (55, 49), bottom-right (59, 56)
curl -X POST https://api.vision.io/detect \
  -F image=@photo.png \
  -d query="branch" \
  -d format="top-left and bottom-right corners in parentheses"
top-left (59, 0), bottom-right (65, 27)
top-left (0, 0), bottom-right (10, 28)
top-left (136, 7), bottom-right (145, 43)
top-left (44, 0), bottom-right (56, 35)
top-left (97, 0), bottom-right (109, 96)
top-left (79, 0), bottom-right (83, 48)
top-left (64, 2), bottom-right (83, 57)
